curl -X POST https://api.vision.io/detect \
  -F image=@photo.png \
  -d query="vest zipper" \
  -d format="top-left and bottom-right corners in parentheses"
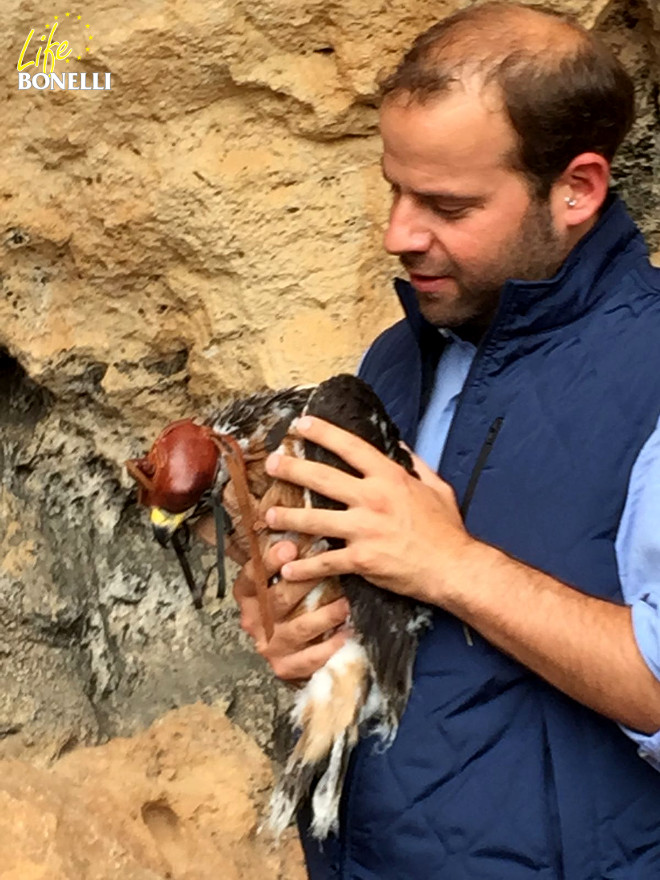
top-left (458, 415), bottom-right (504, 646)
top-left (459, 416), bottom-right (504, 519)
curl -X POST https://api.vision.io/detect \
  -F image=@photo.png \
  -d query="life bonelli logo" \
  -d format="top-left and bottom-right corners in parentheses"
top-left (17, 11), bottom-right (111, 91)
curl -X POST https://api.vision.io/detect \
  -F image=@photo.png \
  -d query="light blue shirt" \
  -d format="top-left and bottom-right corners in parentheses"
top-left (414, 330), bottom-right (660, 770)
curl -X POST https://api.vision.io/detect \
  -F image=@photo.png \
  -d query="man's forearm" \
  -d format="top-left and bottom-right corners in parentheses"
top-left (439, 539), bottom-right (660, 734)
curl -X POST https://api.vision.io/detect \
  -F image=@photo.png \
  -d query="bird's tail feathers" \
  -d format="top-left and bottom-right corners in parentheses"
top-left (309, 730), bottom-right (353, 838)
top-left (268, 759), bottom-right (317, 838)
top-left (269, 638), bottom-right (389, 838)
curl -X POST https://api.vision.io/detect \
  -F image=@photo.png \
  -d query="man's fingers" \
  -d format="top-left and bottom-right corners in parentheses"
top-left (249, 595), bottom-right (349, 666)
top-left (278, 596), bottom-right (350, 648)
top-left (233, 540), bottom-right (298, 601)
top-left (268, 629), bottom-right (349, 681)
top-left (281, 547), bottom-right (354, 582)
top-left (266, 453), bottom-right (362, 507)
top-left (239, 600), bottom-right (264, 643)
top-left (265, 505), bottom-right (353, 538)
top-left (270, 576), bottom-right (325, 621)
top-left (292, 416), bottom-right (395, 478)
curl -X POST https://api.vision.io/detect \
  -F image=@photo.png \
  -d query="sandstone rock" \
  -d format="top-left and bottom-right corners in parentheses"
top-left (0, 704), bottom-right (305, 880)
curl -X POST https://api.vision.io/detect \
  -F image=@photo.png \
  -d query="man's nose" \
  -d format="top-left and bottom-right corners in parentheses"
top-left (384, 195), bottom-right (433, 255)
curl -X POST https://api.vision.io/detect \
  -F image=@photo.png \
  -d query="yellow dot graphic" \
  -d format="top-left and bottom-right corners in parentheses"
top-left (54, 15), bottom-right (58, 19)
top-left (77, 14), bottom-right (81, 20)
top-left (45, 24), bottom-right (50, 28)
top-left (77, 55), bottom-right (81, 59)
top-left (85, 47), bottom-right (89, 51)
top-left (40, 35), bottom-right (45, 40)
top-left (88, 34), bottom-right (93, 39)
top-left (66, 58), bottom-right (70, 63)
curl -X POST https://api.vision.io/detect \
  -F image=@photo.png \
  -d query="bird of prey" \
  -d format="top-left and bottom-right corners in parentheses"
top-left (126, 374), bottom-right (431, 839)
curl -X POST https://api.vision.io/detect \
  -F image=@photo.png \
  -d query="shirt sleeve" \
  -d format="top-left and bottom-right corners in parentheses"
top-left (615, 412), bottom-right (660, 768)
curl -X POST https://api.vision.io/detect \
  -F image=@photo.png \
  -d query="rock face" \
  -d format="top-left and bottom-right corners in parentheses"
top-left (0, 703), bottom-right (305, 880)
top-left (0, 0), bottom-right (658, 836)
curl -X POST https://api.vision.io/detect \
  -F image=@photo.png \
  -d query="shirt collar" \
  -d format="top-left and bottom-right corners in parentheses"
top-left (438, 326), bottom-right (477, 354)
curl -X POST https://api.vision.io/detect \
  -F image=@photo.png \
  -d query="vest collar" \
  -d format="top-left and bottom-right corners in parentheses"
top-left (394, 194), bottom-right (645, 342)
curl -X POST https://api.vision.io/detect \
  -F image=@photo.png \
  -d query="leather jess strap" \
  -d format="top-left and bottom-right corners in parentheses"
top-left (212, 433), bottom-right (275, 641)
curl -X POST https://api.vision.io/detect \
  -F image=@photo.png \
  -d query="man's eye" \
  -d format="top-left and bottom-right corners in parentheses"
top-left (429, 204), bottom-right (468, 219)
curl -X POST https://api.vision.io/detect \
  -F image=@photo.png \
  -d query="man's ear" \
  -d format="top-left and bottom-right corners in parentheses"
top-left (552, 152), bottom-right (611, 230)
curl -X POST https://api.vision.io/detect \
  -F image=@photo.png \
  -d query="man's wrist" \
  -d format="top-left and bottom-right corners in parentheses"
top-left (420, 532), bottom-right (497, 610)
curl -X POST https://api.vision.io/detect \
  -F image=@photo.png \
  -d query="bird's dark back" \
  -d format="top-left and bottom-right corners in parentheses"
top-left (303, 374), bottom-right (415, 513)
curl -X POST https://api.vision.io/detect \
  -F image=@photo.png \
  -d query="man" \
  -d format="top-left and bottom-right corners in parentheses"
top-left (233, 3), bottom-right (660, 876)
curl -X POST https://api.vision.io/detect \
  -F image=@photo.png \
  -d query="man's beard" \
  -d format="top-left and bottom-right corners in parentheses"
top-left (401, 197), bottom-right (569, 335)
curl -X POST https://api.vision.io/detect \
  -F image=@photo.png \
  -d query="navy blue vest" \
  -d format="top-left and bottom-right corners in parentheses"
top-left (300, 197), bottom-right (660, 879)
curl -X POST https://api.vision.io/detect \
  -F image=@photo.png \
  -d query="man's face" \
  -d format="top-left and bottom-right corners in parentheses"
top-left (380, 86), bottom-right (571, 329)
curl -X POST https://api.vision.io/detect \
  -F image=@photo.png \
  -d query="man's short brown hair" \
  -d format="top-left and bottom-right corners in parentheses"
top-left (379, 2), bottom-right (635, 198)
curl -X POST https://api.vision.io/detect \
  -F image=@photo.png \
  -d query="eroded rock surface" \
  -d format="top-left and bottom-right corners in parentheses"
top-left (0, 703), bottom-right (305, 880)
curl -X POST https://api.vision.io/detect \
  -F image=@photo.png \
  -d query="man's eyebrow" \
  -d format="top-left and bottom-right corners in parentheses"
top-left (418, 191), bottom-right (484, 205)
top-left (380, 158), bottom-right (484, 204)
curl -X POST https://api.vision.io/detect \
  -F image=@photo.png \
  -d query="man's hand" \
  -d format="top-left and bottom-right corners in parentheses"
top-left (263, 416), bottom-right (473, 606)
top-left (260, 416), bottom-right (660, 733)
top-left (233, 541), bottom-right (350, 681)
top-left (194, 516), bottom-right (350, 681)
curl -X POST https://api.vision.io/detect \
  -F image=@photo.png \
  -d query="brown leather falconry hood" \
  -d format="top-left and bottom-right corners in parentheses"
top-left (126, 419), bottom-right (220, 513)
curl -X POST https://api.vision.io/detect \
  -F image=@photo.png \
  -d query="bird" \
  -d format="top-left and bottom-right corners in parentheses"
top-left (126, 373), bottom-right (432, 839)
